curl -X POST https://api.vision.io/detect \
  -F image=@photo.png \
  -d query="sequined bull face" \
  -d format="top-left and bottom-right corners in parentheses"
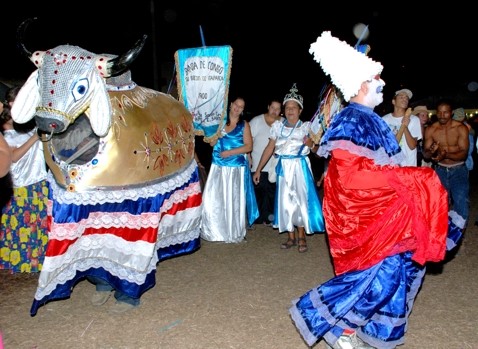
top-left (11, 18), bottom-right (146, 137)
top-left (30, 45), bottom-right (111, 135)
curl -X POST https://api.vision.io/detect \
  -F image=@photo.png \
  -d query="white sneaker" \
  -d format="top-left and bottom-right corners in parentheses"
top-left (325, 331), bottom-right (375, 349)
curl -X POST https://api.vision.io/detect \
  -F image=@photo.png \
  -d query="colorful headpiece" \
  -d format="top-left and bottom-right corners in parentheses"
top-left (309, 31), bottom-right (383, 102)
top-left (283, 83), bottom-right (303, 109)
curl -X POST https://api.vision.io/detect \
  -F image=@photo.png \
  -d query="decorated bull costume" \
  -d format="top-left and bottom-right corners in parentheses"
top-left (12, 20), bottom-right (202, 315)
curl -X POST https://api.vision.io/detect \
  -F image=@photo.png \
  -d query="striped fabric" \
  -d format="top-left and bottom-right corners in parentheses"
top-left (31, 162), bottom-right (202, 315)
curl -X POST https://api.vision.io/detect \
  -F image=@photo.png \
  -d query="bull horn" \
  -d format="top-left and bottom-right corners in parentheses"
top-left (106, 35), bottom-right (148, 77)
top-left (17, 17), bottom-right (38, 58)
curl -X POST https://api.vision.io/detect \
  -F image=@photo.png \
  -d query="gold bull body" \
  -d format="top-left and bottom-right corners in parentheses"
top-left (46, 83), bottom-right (195, 192)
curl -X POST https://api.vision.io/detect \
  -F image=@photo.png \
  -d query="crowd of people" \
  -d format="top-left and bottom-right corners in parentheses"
top-left (0, 29), bottom-right (475, 349)
top-left (194, 31), bottom-right (472, 349)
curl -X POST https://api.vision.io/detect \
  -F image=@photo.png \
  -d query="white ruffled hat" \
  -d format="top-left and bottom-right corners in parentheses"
top-left (309, 31), bottom-right (383, 102)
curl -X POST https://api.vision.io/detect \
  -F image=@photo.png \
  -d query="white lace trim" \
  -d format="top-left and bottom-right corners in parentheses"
top-left (35, 227), bottom-right (200, 300)
top-left (49, 212), bottom-right (159, 240)
top-left (49, 160), bottom-right (198, 205)
top-left (48, 182), bottom-right (201, 240)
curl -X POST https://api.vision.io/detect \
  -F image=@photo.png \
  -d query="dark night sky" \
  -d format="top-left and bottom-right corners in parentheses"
top-left (3, 2), bottom-right (477, 117)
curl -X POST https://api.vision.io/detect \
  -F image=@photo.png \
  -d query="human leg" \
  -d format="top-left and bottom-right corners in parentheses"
top-left (289, 253), bottom-right (421, 348)
top-left (281, 231), bottom-right (297, 249)
top-left (88, 276), bottom-right (113, 306)
top-left (114, 291), bottom-right (140, 306)
top-left (448, 165), bottom-right (469, 224)
top-left (109, 291), bottom-right (141, 314)
top-left (264, 177), bottom-right (276, 225)
top-left (253, 171), bottom-right (271, 224)
top-left (434, 166), bottom-right (451, 209)
top-left (109, 290), bottom-right (141, 313)
top-left (87, 276), bottom-right (140, 311)
top-left (297, 226), bottom-right (308, 253)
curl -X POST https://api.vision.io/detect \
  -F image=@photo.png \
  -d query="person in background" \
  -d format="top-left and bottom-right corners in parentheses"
top-left (0, 133), bottom-right (11, 177)
top-left (412, 105), bottom-right (433, 167)
top-left (452, 107), bottom-right (474, 171)
top-left (252, 84), bottom-right (324, 253)
top-left (0, 85), bottom-right (49, 273)
top-left (249, 98), bottom-right (283, 227)
top-left (201, 96), bottom-right (258, 243)
top-left (0, 83), bottom-right (12, 177)
top-left (423, 100), bottom-right (470, 230)
top-left (0, 82), bottom-right (8, 116)
top-left (382, 89), bottom-right (422, 166)
top-left (194, 151), bottom-right (207, 191)
top-left (290, 31), bottom-right (462, 349)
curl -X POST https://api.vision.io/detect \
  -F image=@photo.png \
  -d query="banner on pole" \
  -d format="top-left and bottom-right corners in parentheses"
top-left (175, 45), bottom-right (233, 143)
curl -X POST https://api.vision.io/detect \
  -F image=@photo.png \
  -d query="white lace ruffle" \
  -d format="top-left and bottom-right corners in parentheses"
top-left (35, 161), bottom-right (202, 301)
top-left (35, 227), bottom-right (200, 300)
top-left (48, 160), bottom-right (199, 205)
top-left (48, 181), bottom-right (201, 240)
top-left (48, 212), bottom-right (159, 240)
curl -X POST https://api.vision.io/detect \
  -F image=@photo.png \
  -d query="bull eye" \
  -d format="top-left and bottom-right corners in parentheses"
top-left (71, 78), bottom-right (90, 102)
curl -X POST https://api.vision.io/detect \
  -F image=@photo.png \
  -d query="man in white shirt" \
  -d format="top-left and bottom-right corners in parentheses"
top-left (382, 89), bottom-right (422, 166)
top-left (249, 99), bottom-right (283, 226)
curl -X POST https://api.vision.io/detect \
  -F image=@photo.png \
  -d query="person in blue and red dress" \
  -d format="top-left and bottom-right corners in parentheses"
top-left (289, 31), bottom-right (463, 349)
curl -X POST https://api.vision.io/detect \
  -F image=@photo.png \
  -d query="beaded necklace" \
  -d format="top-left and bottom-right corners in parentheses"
top-left (280, 120), bottom-right (301, 139)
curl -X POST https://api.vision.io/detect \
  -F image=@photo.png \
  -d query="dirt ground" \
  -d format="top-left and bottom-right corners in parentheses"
top-left (1, 179), bottom-right (477, 349)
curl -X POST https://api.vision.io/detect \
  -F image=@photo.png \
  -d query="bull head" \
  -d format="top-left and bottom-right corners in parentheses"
top-left (11, 18), bottom-right (147, 137)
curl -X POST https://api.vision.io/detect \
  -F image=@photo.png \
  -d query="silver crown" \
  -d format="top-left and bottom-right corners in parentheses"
top-left (283, 83), bottom-right (303, 109)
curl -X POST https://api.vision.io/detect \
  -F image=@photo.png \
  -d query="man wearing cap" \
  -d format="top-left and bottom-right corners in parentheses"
top-left (382, 89), bottom-right (422, 166)
top-left (289, 31), bottom-right (463, 349)
top-left (412, 105), bottom-right (432, 167)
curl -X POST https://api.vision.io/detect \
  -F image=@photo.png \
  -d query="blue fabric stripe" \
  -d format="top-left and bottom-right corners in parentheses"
top-left (52, 174), bottom-right (198, 223)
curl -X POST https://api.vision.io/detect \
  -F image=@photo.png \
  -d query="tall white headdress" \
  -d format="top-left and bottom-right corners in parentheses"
top-left (309, 31), bottom-right (383, 102)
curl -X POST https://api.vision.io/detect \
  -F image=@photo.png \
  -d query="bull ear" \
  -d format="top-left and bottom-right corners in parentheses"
top-left (30, 50), bottom-right (46, 68)
top-left (11, 70), bottom-right (40, 123)
top-left (88, 72), bottom-right (112, 137)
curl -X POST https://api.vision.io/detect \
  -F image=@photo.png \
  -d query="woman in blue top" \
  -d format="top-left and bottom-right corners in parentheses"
top-left (201, 97), bottom-right (258, 243)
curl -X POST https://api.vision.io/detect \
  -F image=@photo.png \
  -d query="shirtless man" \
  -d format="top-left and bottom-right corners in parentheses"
top-left (423, 99), bottom-right (470, 225)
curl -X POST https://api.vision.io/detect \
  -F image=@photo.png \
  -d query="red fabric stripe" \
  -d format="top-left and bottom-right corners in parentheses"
top-left (45, 226), bottom-right (157, 256)
top-left (45, 192), bottom-right (202, 257)
top-left (161, 192), bottom-right (202, 217)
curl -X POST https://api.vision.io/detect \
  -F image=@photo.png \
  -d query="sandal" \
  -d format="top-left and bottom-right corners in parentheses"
top-left (297, 238), bottom-right (308, 253)
top-left (280, 238), bottom-right (297, 249)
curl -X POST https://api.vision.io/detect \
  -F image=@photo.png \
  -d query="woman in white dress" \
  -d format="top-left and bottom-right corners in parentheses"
top-left (201, 97), bottom-right (258, 243)
top-left (252, 84), bottom-right (325, 252)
